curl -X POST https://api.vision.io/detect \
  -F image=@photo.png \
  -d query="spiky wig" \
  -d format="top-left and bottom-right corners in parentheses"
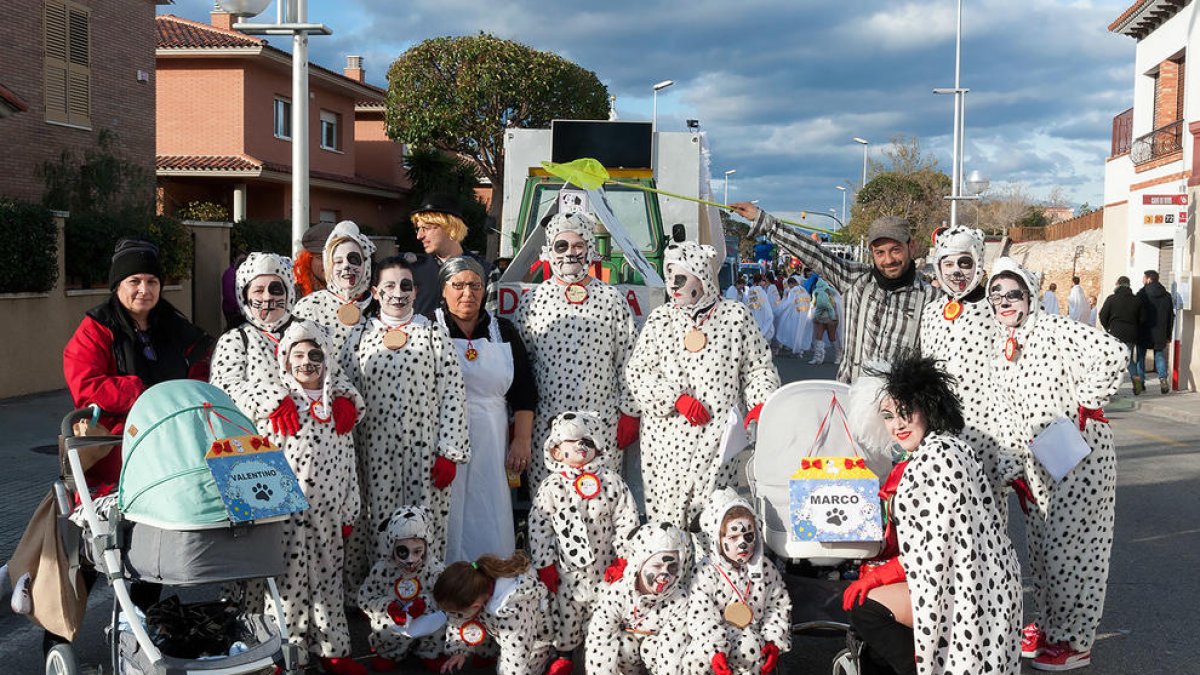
top-left (868, 351), bottom-right (964, 435)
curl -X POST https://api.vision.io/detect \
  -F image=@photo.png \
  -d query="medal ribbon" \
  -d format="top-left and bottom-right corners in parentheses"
top-left (259, 330), bottom-right (281, 355)
top-left (712, 563), bottom-right (752, 605)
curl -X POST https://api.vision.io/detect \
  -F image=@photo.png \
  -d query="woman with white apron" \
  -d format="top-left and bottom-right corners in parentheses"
top-left (435, 256), bottom-right (538, 563)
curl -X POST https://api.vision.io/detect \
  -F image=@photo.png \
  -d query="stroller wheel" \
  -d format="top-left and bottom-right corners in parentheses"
top-left (45, 644), bottom-right (81, 675)
top-left (831, 648), bottom-right (857, 675)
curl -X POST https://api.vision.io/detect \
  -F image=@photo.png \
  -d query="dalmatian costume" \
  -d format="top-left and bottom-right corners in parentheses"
top-left (263, 320), bottom-right (364, 666)
top-left (626, 241), bottom-right (780, 528)
top-left (357, 506), bottom-right (447, 665)
top-left (339, 309), bottom-right (469, 588)
top-left (918, 226), bottom-right (1022, 503)
top-left (442, 567), bottom-right (554, 675)
top-left (585, 522), bottom-right (693, 675)
top-left (529, 411), bottom-right (641, 657)
top-left (987, 257), bottom-right (1125, 656)
top-left (682, 488), bottom-right (791, 675)
top-left (294, 220), bottom-right (377, 353)
top-left (515, 211), bottom-right (639, 488)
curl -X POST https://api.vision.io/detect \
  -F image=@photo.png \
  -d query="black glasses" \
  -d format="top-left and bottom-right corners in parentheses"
top-left (449, 281), bottom-right (483, 292)
top-left (988, 290), bottom-right (1028, 305)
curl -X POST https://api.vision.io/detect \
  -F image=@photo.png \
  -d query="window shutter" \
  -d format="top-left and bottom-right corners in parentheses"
top-left (1177, 58), bottom-right (1186, 124)
top-left (43, 1), bottom-right (69, 124)
top-left (66, 4), bottom-right (90, 127)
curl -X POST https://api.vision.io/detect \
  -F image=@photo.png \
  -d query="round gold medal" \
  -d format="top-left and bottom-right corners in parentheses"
top-left (564, 284), bottom-right (589, 304)
top-left (683, 329), bottom-right (708, 353)
top-left (383, 330), bottom-right (409, 350)
top-left (393, 577), bottom-right (420, 601)
top-left (942, 300), bottom-right (963, 321)
top-left (465, 347), bottom-right (479, 361)
top-left (723, 601), bottom-right (753, 628)
top-left (337, 303), bottom-right (362, 326)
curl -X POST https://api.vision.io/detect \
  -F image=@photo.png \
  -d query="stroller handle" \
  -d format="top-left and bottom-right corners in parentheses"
top-left (61, 406), bottom-right (101, 438)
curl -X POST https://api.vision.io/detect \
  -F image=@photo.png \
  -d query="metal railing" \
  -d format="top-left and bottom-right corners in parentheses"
top-left (1130, 119), bottom-right (1184, 165)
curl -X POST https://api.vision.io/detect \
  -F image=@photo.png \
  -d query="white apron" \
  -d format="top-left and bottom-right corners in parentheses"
top-left (440, 310), bottom-right (516, 563)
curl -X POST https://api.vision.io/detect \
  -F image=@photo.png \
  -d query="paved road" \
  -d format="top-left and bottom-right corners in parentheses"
top-left (1, 356), bottom-right (1196, 674)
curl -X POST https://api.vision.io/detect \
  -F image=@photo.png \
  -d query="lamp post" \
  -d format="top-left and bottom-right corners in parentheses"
top-left (652, 80), bottom-right (674, 131)
top-left (934, 0), bottom-right (970, 228)
top-left (219, 0), bottom-right (331, 254)
top-left (836, 185), bottom-right (847, 224)
top-left (852, 137), bottom-right (869, 188)
top-left (723, 169), bottom-right (737, 205)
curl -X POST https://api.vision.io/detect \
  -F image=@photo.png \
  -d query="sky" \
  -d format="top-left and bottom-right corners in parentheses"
top-left (169, 0), bottom-right (1137, 226)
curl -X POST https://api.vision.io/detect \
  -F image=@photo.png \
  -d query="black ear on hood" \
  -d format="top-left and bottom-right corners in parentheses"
top-left (378, 517), bottom-right (391, 533)
top-left (672, 224), bottom-right (687, 242)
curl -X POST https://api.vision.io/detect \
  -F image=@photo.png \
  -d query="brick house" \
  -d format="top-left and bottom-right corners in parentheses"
top-left (0, 0), bottom-right (166, 204)
top-left (1103, 0), bottom-right (1198, 391)
top-left (155, 11), bottom-right (409, 232)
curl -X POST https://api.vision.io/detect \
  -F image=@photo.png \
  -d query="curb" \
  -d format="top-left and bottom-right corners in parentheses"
top-left (1126, 393), bottom-right (1200, 425)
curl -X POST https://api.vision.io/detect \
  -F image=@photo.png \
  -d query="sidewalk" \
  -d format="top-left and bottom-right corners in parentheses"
top-left (1107, 378), bottom-right (1200, 425)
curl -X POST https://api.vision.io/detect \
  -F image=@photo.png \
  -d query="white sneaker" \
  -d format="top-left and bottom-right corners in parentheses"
top-left (11, 572), bottom-right (31, 615)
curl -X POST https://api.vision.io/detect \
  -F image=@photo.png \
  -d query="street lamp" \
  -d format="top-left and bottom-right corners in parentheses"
top-left (220, 0), bottom-right (331, 254)
top-left (965, 170), bottom-right (990, 196)
top-left (836, 185), bottom-right (847, 223)
top-left (853, 137), bottom-right (869, 188)
top-left (723, 169), bottom-right (737, 205)
top-left (652, 80), bottom-right (674, 131)
top-left (934, 0), bottom-right (970, 228)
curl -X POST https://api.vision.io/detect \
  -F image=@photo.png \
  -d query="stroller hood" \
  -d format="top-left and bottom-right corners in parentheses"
top-left (118, 380), bottom-right (257, 529)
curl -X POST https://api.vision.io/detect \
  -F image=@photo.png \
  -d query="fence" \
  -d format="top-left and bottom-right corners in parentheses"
top-left (1008, 208), bottom-right (1104, 243)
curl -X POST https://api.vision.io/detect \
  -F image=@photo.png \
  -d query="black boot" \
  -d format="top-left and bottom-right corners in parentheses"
top-left (848, 598), bottom-right (916, 675)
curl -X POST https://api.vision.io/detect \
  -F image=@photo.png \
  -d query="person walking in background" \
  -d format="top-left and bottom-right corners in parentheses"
top-left (293, 223), bottom-right (333, 298)
top-left (221, 251), bottom-right (247, 329)
top-left (1136, 269), bottom-right (1175, 394)
top-left (1089, 295), bottom-right (1099, 326)
top-left (1067, 277), bottom-right (1088, 322)
top-left (1099, 276), bottom-right (1142, 394)
top-left (1041, 282), bottom-right (1060, 315)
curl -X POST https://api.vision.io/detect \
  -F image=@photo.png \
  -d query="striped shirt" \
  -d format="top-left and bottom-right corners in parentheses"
top-left (753, 211), bottom-right (938, 383)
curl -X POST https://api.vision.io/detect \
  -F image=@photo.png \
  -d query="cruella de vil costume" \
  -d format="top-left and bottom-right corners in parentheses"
top-left (514, 211), bottom-right (640, 489)
top-left (626, 241), bottom-right (780, 528)
top-left (293, 220), bottom-right (377, 352)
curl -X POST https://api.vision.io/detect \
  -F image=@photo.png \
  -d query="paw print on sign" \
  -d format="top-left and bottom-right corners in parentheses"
top-left (826, 508), bottom-right (846, 527)
top-left (253, 483), bottom-right (274, 502)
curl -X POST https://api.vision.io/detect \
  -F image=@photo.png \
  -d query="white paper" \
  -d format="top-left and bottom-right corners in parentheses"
top-left (390, 610), bottom-right (447, 638)
top-left (1030, 417), bottom-right (1093, 481)
top-left (719, 408), bottom-right (749, 465)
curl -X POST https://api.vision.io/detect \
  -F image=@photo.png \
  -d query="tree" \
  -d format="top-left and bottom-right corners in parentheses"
top-left (849, 170), bottom-right (950, 252)
top-left (385, 33), bottom-right (610, 229)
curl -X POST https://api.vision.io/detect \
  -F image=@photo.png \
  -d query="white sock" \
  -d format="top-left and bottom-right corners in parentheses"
top-left (11, 572), bottom-right (30, 615)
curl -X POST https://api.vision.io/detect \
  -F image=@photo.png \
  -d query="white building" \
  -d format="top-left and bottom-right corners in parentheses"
top-left (1104, 0), bottom-right (1197, 391)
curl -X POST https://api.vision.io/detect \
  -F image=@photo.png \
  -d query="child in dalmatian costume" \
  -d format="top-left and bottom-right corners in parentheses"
top-left (266, 320), bottom-right (365, 675)
top-left (529, 411), bottom-right (641, 675)
top-left (294, 220), bottom-right (377, 353)
top-left (918, 226), bottom-right (1029, 512)
top-left (585, 522), bottom-right (693, 675)
top-left (986, 257), bottom-right (1125, 672)
top-left (515, 211), bottom-right (640, 489)
top-left (211, 252), bottom-right (359, 456)
top-left (433, 552), bottom-right (554, 675)
top-left (340, 257), bottom-right (469, 589)
top-left (626, 241), bottom-right (780, 529)
top-left (357, 506), bottom-right (447, 672)
top-left (682, 488), bottom-right (791, 675)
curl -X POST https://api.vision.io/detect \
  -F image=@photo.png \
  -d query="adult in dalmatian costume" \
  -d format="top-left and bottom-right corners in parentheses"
top-left (357, 505), bottom-right (448, 672)
top-left (294, 220), bottom-right (377, 353)
top-left (986, 257), bottom-right (1125, 672)
top-left (682, 488), bottom-right (791, 675)
top-left (211, 253), bottom-right (358, 445)
top-left (626, 240), bottom-right (780, 529)
top-left (529, 411), bottom-right (641, 675)
top-left (585, 522), bottom-right (693, 675)
top-left (339, 256), bottom-right (469, 589)
top-left (265, 320), bottom-right (365, 675)
top-left (515, 211), bottom-right (640, 489)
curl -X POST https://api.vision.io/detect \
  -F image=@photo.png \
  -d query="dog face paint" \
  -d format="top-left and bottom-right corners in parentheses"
top-left (374, 266), bottom-right (415, 321)
top-left (637, 550), bottom-right (682, 596)
top-left (937, 253), bottom-right (977, 295)
top-left (665, 262), bottom-right (705, 308)
top-left (245, 274), bottom-right (288, 325)
top-left (989, 276), bottom-right (1030, 329)
top-left (719, 515), bottom-right (757, 566)
top-left (551, 436), bottom-right (598, 468)
top-left (549, 231), bottom-right (590, 283)
top-left (331, 240), bottom-right (365, 294)
top-left (392, 536), bottom-right (427, 576)
top-left (286, 340), bottom-right (325, 388)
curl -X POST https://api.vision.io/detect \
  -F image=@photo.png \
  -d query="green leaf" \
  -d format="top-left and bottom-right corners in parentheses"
top-left (540, 158), bottom-right (609, 190)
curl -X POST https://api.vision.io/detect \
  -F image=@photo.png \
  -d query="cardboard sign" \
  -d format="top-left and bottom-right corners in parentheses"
top-left (789, 458), bottom-right (882, 543)
top-left (205, 435), bottom-right (308, 522)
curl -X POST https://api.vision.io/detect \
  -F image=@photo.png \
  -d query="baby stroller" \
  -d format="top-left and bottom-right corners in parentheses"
top-left (50, 380), bottom-right (303, 675)
top-left (746, 380), bottom-right (888, 675)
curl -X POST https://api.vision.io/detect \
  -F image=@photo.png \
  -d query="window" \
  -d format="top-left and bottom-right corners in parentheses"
top-left (319, 110), bottom-right (340, 151)
top-left (44, 0), bottom-right (90, 127)
top-left (318, 210), bottom-right (338, 225)
top-left (273, 97), bottom-right (291, 139)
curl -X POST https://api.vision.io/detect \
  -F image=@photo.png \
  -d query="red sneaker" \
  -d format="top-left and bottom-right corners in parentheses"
top-left (320, 656), bottom-right (369, 675)
top-left (546, 656), bottom-right (573, 675)
top-left (1021, 623), bottom-right (1047, 658)
top-left (1031, 642), bottom-right (1091, 671)
top-left (370, 655), bottom-right (399, 672)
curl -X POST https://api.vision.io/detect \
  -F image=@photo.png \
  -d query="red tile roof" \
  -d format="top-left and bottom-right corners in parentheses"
top-left (157, 154), bottom-right (405, 195)
top-left (156, 14), bottom-right (263, 49)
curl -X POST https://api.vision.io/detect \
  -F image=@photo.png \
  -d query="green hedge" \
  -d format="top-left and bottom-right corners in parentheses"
top-left (232, 219), bottom-right (291, 257)
top-left (0, 199), bottom-right (58, 293)
top-left (65, 212), bottom-right (193, 288)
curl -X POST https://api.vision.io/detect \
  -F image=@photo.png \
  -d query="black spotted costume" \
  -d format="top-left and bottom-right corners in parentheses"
top-left (987, 257), bottom-right (1125, 654)
top-left (529, 411), bottom-right (640, 654)
top-left (442, 567), bottom-right (554, 675)
top-left (626, 241), bottom-right (780, 528)
top-left (585, 522), bottom-right (692, 675)
top-left (682, 488), bottom-right (791, 674)
top-left (293, 220), bottom-right (376, 354)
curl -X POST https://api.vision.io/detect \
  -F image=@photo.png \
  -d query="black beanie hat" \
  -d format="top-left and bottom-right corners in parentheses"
top-left (109, 239), bottom-right (163, 290)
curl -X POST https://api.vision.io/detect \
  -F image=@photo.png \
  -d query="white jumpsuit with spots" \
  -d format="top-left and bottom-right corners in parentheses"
top-left (339, 315), bottom-right (470, 588)
top-left (293, 289), bottom-right (372, 357)
top-left (442, 571), bottom-right (554, 675)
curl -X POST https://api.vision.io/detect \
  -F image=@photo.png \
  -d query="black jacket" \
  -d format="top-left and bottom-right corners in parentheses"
top-left (1099, 285), bottom-right (1141, 344)
top-left (1136, 281), bottom-right (1175, 350)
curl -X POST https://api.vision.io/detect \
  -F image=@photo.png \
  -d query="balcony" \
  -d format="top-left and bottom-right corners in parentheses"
top-left (1130, 119), bottom-right (1183, 166)
top-left (1111, 108), bottom-right (1132, 157)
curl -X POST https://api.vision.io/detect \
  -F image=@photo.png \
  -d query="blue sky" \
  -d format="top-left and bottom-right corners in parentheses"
top-left (169, 0), bottom-right (1137, 224)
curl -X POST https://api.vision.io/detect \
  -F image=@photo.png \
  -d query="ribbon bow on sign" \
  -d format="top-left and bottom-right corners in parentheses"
top-left (801, 458), bottom-right (824, 470)
top-left (844, 458), bottom-right (866, 470)
top-left (210, 440), bottom-right (234, 455)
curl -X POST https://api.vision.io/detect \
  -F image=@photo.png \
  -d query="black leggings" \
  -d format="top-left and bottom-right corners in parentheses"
top-left (849, 598), bottom-right (916, 675)
top-left (42, 566), bottom-right (161, 653)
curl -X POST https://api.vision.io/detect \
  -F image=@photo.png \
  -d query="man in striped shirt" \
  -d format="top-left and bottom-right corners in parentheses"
top-left (731, 203), bottom-right (938, 383)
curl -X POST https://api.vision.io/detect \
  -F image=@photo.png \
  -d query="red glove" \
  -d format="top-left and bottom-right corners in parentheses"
top-left (408, 596), bottom-right (426, 618)
top-left (341, 524), bottom-right (353, 540)
top-left (268, 396), bottom-right (300, 436)
top-left (761, 641), bottom-right (780, 674)
top-left (711, 652), bottom-right (733, 675)
top-left (431, 456), bottom-right (457, 489)
top-left (1011, 477), bottom-right (1036, 516)
top-left (604, 558), bottom-right (627, 584)
top-left (537, 564), bottom-right (560, 594)
top-left (616, 413), bottom-right (640, 450)
top-left (386, 600), bottom-right (407, 625)
top-left (675, 394), bottom-right (711, 426)
top-left (842, 557), bottom-right (905, 611)
top-left (331, 396), bottom-right (357, 435)
top-left (744, 402), bottom-right (764, 430)
top-left (1078, 405), bottom-right (1109, 431)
